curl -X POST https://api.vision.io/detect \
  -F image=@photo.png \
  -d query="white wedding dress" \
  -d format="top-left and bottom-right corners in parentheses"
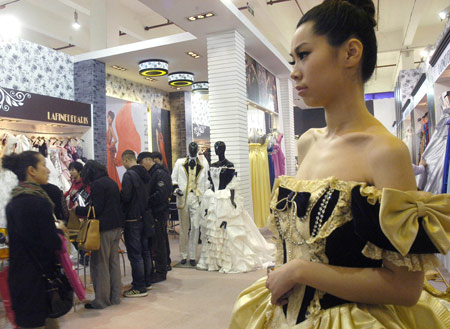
top-left (197, 166), bottom-right (275, 273)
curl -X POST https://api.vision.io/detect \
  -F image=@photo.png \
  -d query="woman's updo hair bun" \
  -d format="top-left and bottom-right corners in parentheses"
top-left (297, 0), bottom-right (377, 83)
top-left (2, 151), bottom-right (40, 181)
top-left (345, 0), bottom-right (377, 27)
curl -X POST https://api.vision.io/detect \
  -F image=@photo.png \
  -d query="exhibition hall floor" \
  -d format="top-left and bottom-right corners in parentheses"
top-left (1, 228), bottom-right (449, 329)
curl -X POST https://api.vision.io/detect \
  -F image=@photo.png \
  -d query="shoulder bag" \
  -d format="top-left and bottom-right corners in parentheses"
top-left (76, 206), bottom-right (100, 251)
top-left (25, 247), bottom-right (74, 318)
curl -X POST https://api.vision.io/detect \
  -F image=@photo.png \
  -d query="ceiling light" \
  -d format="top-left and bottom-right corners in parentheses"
top-left (72, 11), bottom-right (81, 30)
top-left (439, 5), bottom-right (450, 20)
top-left (112, 65), bottom-right (127, 71)
top-left (0, 15), bottom-right (21, 41)
top-left (168, 72), bottom-right (194, 87)
top-left (192, 81), bottom-right (209, 94)
top-left (187, 12), bottom-right (215, 21)
top-left (144, 77), bottom-right (156, 81)
top-left (139, 59), bottom-right (168, 77)
top-left (188, 51), bottom-right (195, 55)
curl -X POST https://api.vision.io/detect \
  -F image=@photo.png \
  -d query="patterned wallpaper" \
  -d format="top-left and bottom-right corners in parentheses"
top-left (0, 39), bottom-right (74, 100)
top-left (398, 68), bottom-right (423, 106)
top-left (191, 94), bottom-right (209, 126)
top-left (106, 74), bottom-right (170, 110)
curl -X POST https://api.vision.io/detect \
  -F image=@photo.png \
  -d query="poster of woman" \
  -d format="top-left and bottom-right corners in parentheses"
top-left (151, 107), bottom-right (172, 170)
top-left (106, 96), bottom-right (148, 188)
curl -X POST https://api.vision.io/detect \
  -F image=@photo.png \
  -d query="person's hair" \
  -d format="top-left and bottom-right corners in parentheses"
top-left (107, 111), bottom-right (115, 120)
top-left (121, 150), bottom-right (136, 161)
top-left (297, 0), bottom-right (377, 83)
top-left (81, 160), bottom-right (108, 185)
top-left (151, 151), bottom-right (162, 161)
top-left (68, 161), bottom-right (83, 173)
top-left (2, 151), bottom-right (41, 181)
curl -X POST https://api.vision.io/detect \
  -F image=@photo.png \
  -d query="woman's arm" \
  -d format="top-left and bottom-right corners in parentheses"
top-left (267, 258), bottom-right (424, 307)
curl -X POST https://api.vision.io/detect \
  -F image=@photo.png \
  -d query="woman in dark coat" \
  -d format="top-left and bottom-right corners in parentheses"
top-left (3, 151), bottom-right (63, 329)
top-left (74, 160), bottom-right (123, 309)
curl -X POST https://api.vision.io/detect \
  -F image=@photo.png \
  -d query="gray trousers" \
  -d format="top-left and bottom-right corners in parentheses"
top-left (90, 227), bottom-right (123, 309)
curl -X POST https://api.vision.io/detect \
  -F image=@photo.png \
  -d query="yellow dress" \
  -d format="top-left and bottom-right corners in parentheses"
top-left (249, 142), bottom-right (271, 228)
top-left (230, 176), bottom-right (450, 329)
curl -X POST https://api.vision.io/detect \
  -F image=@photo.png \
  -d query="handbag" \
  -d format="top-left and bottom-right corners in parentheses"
top-left (25, 248), bottom-right (74, 319)
top-left (76, 206), bottom-right (100, 251)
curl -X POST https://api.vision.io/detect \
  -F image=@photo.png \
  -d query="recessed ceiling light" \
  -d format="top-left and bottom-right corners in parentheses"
top-left (188, 51), bottom-right (195, 55)
top-left (187, 12), bottom-right (215, 22)
top-left (111, 65), bottom-right (127, 71)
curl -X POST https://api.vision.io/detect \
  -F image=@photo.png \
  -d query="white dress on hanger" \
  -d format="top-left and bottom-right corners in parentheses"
top-left (0, 134), bottom-right (19, 228)
top-left (197, 167), bottom-right (275, 273)
top-left (48, 146), bottom-right (70, 192)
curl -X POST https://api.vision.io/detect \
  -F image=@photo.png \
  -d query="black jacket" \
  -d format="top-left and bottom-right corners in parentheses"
top-left (41, 183), bottom-right (69, 224)
top-left (121, 165), bottom-right (151, 220)
top-left (148, 163), bottom-right (172, 215)
top-left (6, 194), bottom-right (62, 328)
top-left (76, 174), bottom-right (123, 231)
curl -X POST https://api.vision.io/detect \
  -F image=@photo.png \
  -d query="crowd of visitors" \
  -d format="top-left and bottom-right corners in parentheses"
top-left (3, 149), bottom-right (173, 327)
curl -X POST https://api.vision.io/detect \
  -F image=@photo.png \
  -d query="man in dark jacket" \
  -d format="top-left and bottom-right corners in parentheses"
top-left (138, 152), bottom-right (172, 283)
top-left (121, 150), bottom-right (152, 297)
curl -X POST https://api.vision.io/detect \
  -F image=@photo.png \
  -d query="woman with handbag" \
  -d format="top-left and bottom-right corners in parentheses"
top-left (74, 160), bottom-right (124, 309)
top-left (3, 151), bottom-right (66, 329)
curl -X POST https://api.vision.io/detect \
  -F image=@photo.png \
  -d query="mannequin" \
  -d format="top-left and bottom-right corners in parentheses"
top-left (197, 141), bottom-right (275, 273)
top-left (171, 142), bottom-right (209, 266)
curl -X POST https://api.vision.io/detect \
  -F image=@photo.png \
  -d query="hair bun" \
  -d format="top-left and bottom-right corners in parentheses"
top-left (345, 0), bottom-right (377, 27)
top-left (2, 153), bottom-right (19, 172)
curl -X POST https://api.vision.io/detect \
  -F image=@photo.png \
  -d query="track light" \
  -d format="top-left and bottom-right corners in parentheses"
top-left (439, 5), bottom-right (450, 20)
top-left (72, 11), bottom-right (81, 30)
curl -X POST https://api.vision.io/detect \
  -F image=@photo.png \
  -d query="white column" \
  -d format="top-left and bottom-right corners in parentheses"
top-left (90, 0), bottom-right (120, 50)
top-left (207, 31), bottom-right (253, 217)
top-left (279, 77), bottom-right (296, 176)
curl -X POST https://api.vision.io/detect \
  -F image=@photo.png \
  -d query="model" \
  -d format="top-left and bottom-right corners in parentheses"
top-left (230, 1), bottom-right (450, 328)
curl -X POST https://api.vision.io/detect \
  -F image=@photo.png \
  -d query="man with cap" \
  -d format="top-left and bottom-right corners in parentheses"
top-left (138, 152), bottom-right (172, 283)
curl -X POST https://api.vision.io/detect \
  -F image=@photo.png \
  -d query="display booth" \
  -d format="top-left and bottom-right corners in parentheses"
top-left (0, 86), bottom-right (93, 192)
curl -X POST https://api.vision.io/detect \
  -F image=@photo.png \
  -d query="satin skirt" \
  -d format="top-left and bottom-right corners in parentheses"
top-left (229, 276), bottom-right (450, 329)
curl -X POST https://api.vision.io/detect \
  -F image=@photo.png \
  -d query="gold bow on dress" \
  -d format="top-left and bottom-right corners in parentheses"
top-left (379, 188), bottom-right (450, 256)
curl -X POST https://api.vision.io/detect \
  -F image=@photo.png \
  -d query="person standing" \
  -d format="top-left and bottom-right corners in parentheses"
top-left (74, 160), bottom-right (123, 309)
top-left (137, 152), bottom-right (172, 282)
top-left (3, 151), bottom-right (64, 328)
top-left (121, 150), bottom-right (152, 296)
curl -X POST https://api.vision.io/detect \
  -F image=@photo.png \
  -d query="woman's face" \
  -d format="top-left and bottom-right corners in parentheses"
top-left (70, 168), bottom-right (80, 181)
top-left (290, 22), bottom-right (345, 108)
top-left (29, 154), bottom-right (50, 185)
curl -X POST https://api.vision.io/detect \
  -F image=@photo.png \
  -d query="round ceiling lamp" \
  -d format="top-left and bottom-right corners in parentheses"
top-left (192, 81), bottom-right (209, 93)
top-left (139, 59), bottom-right (168, 77)
top-left (168, 71), bottom-right (194, 86)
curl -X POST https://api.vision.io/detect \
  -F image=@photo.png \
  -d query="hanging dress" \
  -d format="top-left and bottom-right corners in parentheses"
top-left (230, 176), bottom-right (450, 329)
top-left (249, 141), bottom-right (271, 227)
top-left (197, 166), bottom-right (275, 273)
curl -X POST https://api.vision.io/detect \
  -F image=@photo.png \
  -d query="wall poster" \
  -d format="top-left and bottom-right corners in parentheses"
top-left (106, 96), bottom-right (148, 189)
top-left (245, 53), bottom-right (279, 113)
top-left (151, 107), bottom-right (172, 171)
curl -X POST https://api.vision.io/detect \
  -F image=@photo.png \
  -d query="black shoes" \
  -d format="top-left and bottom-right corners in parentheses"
top-left (189, 259), bottom-right (196, 266)
top-left (180, 259), bottom-right (187, 265)
top-left (167, 264), bottom-right (172, 271)
top-left (84, 303), bottom-right (94, 309)
top-left (152, 273), bottom-right (167, 284)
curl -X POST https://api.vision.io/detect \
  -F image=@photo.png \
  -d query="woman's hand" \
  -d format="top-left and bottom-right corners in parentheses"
top-left (266, 259), bottom-right (304, 306)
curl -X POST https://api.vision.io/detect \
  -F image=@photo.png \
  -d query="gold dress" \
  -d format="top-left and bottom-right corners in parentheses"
top-left (230, 176), bottom-right (450, 329)
top-left (249, 142), bottom-right (272, 228)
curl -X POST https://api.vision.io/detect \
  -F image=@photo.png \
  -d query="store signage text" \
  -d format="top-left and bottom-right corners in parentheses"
top-left (47, 111), bottom-right (89, 125)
